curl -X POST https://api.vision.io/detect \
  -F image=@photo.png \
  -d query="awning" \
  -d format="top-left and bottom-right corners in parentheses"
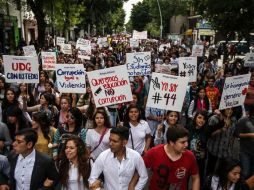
top-left (184, 29), bottom-right (193, 35)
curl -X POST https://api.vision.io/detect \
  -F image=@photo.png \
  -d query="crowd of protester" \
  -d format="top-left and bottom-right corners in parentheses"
top-left (0, 35), bottom-right (253, 190)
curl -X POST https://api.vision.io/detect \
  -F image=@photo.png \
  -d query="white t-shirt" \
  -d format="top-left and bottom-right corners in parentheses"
top-left (86, 128), bottom-right (110, 160)
top-left (127, 120), bottom-right (151, 155)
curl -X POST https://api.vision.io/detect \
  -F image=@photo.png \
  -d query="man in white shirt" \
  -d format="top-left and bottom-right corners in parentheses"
top-left (89, 127), bottom-right (148, 190)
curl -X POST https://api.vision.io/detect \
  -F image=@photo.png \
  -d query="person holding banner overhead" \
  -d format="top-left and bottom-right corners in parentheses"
top-left (86, 108), bottom-right (111, 160)
top-left (123, 104), bottom-right (152, 155)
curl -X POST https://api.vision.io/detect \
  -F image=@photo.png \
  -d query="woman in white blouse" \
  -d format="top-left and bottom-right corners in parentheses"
top-left (86, 108), bottom-right (111, 160)
top-left (123, 104), bottom-right (152, 155)
top-left (57, 135), bottom-right (91, 190)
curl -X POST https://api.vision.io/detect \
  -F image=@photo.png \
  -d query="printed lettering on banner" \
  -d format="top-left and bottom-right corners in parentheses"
top-left (62, 44), bottom-right (72, 55)
top-left (41, 52), bottom-right (56, 70)
top-left (55, 64), bottom-right (86, 93)
top-left (3, 55), bottom-right (39, 83)
top-left (129, 38), bottom-right (139, 48)
top-left (126, 52), bottom-right (151, 76)
top-left (191, 45), bottom-right (204, 57)
top-left (146, 72), bottom-right (189, 112)
top-left (219, 74), bottom-right (251, 110)
top-left (155, 64), bottom-right (171, 75)
top-left (97, 37), bottom-right (108, 48)
top-left (87, 65), bottom-right (132, 108)
top-left (178, 57), bottom-right (197, 82)
top-left (244, 53), bottom-right (254, 67)
top-left (56, 37), bottom-right (65, 46)
top-left (76, 38), bottom-right (91, 49)
top-left (77, 42), bottom-right (91, 60)
top-left (23, 45), bottom-right (37, 57)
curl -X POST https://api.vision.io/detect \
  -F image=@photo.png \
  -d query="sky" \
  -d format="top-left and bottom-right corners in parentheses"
top-left (123, 0), bottom-right (143, 24)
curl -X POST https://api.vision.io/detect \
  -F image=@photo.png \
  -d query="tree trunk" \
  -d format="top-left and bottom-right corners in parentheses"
top-left (26, 0), bottom-right (46, 48)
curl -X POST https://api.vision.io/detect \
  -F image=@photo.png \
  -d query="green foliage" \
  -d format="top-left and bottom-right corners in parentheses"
top-left (129, 0), bottom-right (190, 37)
top-left (194, 0), bottom-right (254, 40)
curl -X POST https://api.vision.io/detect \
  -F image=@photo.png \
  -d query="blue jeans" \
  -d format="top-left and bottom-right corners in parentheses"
top-left (240, 151), bottom-right (254, 179)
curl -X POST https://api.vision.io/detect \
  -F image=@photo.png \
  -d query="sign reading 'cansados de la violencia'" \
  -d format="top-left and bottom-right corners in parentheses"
top-left (87, 65), bottom-right (132, 108)
top-left (55, 64), bottom-right (86, 93)
top-left (3, 55), bottom-right (39, 83)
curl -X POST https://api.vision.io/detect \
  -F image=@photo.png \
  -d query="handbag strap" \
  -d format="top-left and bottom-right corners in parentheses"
top-left (129, 129), bottom-right (134, 150)
top-left (91, 128), bottom-right (108, 153)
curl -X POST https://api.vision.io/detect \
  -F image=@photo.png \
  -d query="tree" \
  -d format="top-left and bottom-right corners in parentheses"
top-left (194, 0), bottom-right (254, 41)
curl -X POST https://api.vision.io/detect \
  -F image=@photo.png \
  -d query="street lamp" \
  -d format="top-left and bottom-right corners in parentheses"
top-left (156, 0), bottom-right (163, 39)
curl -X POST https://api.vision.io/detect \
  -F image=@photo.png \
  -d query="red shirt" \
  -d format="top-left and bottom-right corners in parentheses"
top-left (143, 144), bottom-right (199, 190)
top-left (206, 86), bottom-right (220, 110)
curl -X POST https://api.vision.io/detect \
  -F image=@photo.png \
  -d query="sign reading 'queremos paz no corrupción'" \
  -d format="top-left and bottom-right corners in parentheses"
top-left (87, 65), bottom-right (132, 108)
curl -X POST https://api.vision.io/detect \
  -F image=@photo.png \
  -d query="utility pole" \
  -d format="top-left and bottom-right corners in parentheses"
top-left (156, 0), bottom-right (163, 39)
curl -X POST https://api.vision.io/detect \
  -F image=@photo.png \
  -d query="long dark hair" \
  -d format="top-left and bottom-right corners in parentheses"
top-left (17, 83), bottom-right (35, 106)
top-left (214, 159), bottom-right (242, 190)
top-left (67, 108), bottom-right (83, 133)
top-left (86, 96), bottom-right (96, 119)
top-left (123, 104), bottom-right (142, 127)
top-left (192, 110), bottom-right (208, 127)
top-left (92, 108), bottom-right (111, 128)
top-left (32, 112), bottom-right (51, 142)
top-left (58, 136), bottom-right (91, 188)
top-left (2, 88), bottom-right (19, 110)
top-left (193, 86), bottom-right (210, 112)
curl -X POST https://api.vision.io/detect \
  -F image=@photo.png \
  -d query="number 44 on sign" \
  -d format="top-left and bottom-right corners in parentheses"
top-left (147, 72), bottom-right (189, 112)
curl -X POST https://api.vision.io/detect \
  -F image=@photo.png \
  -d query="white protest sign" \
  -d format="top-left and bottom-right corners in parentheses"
top-left (126, 52), bottom-right (151, 76)
top-left (62, 44), bottom-right (72, 55)
top-left (3, 55), bottom-right (39, 83)
top-left (191, 45), bottom-right (204, 57)
top-left (56, 37), bottom-right (65, 46)
top-left (132, 30), bottom-right (147, 39)
top-left (130, 38), bottom-right (139, 48)
top-left (178, 57), bottom-right (197, 82)
top-left (159, 43), bottom-right (171, 52)
top-left (76, 38), bottom-right (90, 49)
top-left (41, 52), bottom-right (56, 70)
top-left (244, 53), bottom-right (254, 67)
top-left (97, 37), bottom-right (108, 48)
top-left (219, 74), bottom-right (251, 110)
top-left (155, 65), bottom-right (171, 75)
top-left (87, 65), bottom-right (132, 108)
top-left (23, 45), bottom-right (37, 57)
top-left (78, 46), bottom-right (91, 60)
top-left (55, 64), bottom-right (86, 93)
top-left (146, 73), bottom-right (189, 112)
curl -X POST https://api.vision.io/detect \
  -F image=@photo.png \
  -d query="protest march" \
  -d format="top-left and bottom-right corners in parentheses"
top-left (0, 33), bottom-right (254, 190)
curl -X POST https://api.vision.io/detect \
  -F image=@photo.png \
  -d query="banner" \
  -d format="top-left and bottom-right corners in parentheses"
top-left (3, 55), bottom-right (39, 83)
top-left (219, 74), bottom-right (251, 110)
top-left (129, 38), bottom-right (139, 48)
top-left (87, 65), bottom-right (132, 107)
top-left (146, 73), bottom-right (189, 112)
top-left (178, 57), bottom-right (197, 82)
top-left (41, 52), bottom-right (56, 70)
top-left (126, 52), bottom-right (151, 76)
top-left (76, 38), bottom-right (90, 49)
top-left (191, 45), bottom-right (204, 57)
top-left (155, 65), bottom-right (171, 75)
top-left (56, 37), bottom-right (65, 46)
top-left (55, 64), bottom-right (86, 93)
top-left (78, 49), bottom-right (91, 60)
top-left (23, 45), bottom-right (37, 57)
top-left (132, 30), bottom-right (147, 39)
top-left (159, 43), bottom-right (171, 52)
top-left (62, 44), bottom-right (72, 55)
top-left (97, 37), bottom-right (108, 48)
top-left (244, 53), bottom-right (254, 67)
